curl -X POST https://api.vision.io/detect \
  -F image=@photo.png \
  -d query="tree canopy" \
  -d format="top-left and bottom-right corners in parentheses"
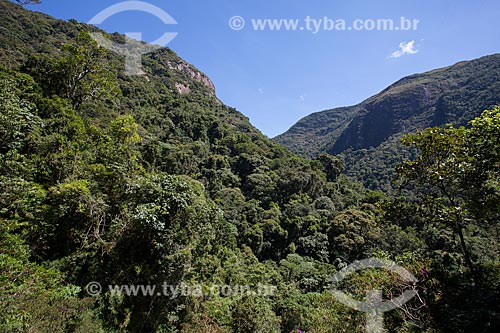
top-left (1, 1), bottom-right (499, 331)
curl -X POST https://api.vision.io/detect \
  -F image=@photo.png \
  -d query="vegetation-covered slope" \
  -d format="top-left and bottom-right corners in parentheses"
top-left (0, 1), bottom-right (379, 331)
top-left (276, 54), bottom-right (500, 191)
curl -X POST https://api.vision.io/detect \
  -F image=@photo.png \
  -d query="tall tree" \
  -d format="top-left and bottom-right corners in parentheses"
top-left (396, 106), bottom-right (500, 283)
top-left (56, 31), bottom-right (120, 109)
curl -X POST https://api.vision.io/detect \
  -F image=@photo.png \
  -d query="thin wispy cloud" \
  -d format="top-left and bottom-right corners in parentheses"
top-left (390, 40), bottom-right (418, 58)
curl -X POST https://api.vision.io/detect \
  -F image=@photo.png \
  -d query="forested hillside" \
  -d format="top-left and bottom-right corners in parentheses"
top-left (276, 54), bottom-right (500, 191)
top-left (1, 1), bottom-right (499, 332)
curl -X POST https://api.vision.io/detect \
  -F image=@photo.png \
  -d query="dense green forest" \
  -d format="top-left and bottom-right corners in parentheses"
top-left (0, 1), bottom-right (499, 332)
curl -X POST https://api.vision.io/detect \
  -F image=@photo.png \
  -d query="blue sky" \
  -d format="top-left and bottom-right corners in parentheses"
top-left (26, 0), bottom-right (500, 137)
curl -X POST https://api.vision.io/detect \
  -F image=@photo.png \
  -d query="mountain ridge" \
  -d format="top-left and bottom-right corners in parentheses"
top-left (275, 53), bottom-right (500, 190)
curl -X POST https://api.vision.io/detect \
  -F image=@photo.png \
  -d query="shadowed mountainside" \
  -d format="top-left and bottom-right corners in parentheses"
top-left (276, 54), bottom-right (500, 190)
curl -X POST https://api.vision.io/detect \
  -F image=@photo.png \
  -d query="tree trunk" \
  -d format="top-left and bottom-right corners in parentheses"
top-left (457, 227), bottom-right (479, 285)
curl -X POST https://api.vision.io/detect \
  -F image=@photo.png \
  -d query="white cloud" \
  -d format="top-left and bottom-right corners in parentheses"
top-left (299, 95), bottom-right (305, 102)
top-left (390, 40), bottom-right (418, 58)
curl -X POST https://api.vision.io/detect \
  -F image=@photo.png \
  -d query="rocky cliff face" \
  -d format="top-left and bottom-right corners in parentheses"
top-left (164, 60), bottom-right (217, 96)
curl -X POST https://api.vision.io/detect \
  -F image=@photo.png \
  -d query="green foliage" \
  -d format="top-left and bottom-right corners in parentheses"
top-left (57, 31), bottom-right (120, 110)
top-left (230, 295), bottom-right (281, 333)
top-left (23, 31), bottom-right (120, 112)
top-left (318, 153), bottom-right (344, 182)
top-left (0, 219), bottom-right (104, 332)
top-left (389, 107), bottom-right (500, 330)
top-left (1, 1), bottom-right (499, 332)
top-left (0, 72), bottom-right (40, 154)
top-left (397, 107), bottom-right (500, 280)
top-left (328, 207), bottom-right (380, 260)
